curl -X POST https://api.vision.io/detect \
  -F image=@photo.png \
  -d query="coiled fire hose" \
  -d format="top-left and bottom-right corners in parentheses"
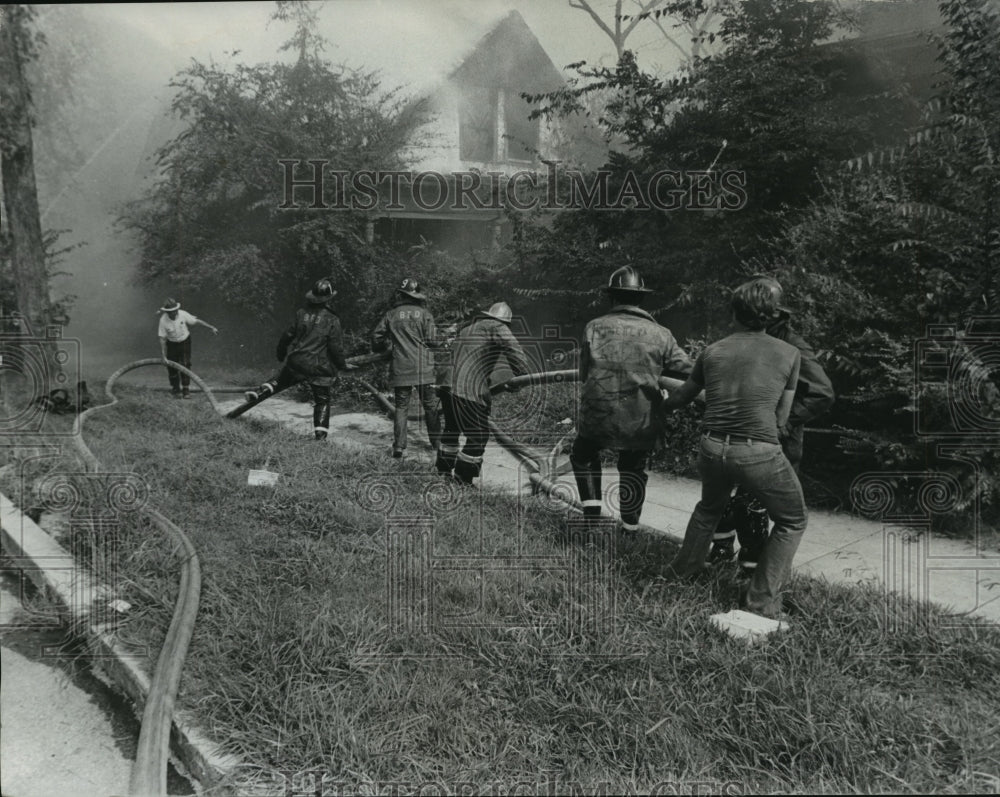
top-left (73, 358), bottom-right (217, 797)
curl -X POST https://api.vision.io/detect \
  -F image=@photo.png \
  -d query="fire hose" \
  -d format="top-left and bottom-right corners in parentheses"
top-left (64, 353), bottom-right (822, 796)
top-left (346, 364), bottom-right (699, 527)
top-left (225, 351), bottom-right (390, 419)
top-left (73, 358), bottom-right (216, 797)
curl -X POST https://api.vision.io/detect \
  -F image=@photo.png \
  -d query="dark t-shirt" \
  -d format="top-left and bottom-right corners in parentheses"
top-left (691, 330), bottom-right (801, 444)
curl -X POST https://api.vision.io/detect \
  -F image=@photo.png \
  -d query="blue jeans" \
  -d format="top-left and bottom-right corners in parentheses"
top-left (670, 434), bottom-right (807, 617)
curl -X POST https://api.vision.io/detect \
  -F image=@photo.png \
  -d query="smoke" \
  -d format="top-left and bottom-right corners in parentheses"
top-left (29, 6), bottom-right (191, 378)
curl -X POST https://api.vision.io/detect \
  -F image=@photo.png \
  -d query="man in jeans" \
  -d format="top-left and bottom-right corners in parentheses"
top-left (708, 276), bottom-right (834, 573)
top-left (663, 279), bottom-right (806, 618)
top-left (372, 278), bottom-right (441, 458)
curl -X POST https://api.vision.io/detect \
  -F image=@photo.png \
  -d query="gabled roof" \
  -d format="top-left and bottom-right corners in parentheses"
top-left (446, 10), bottom-right (565, 93)
top-left (846, 0), bottom-right (944, 41)
top-left (390, 9), bottom-right (565, 102)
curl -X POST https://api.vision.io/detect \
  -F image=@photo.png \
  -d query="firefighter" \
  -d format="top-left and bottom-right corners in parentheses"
top-left (571, 266), bottom-right (693, 531)
top-left (707, 276), bottom-right (834, 573)
top-left (437, 301), bottom-right (529, 485)
top-left (244, 278), bottom-right (356, 440)
top-left (372, 278), bottom-right (441, 458)
top-left (156, 298), bottom-right (218, 398)
top-left (663, 279), bottom-right (807, 618)
top-left (433, 317), bottom-right (462, 476)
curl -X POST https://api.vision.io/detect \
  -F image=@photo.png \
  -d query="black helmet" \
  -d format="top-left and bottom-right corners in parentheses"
top-left (606, 266), bottom-right (653, 295)
top-left (306, 278), bottom-right (337, 304)
top-left (397, 278), bottom-right (427, 302)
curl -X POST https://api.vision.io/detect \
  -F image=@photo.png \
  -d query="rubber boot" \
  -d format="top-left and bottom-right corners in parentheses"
top-left (313, 401), bottom-right (330, 441)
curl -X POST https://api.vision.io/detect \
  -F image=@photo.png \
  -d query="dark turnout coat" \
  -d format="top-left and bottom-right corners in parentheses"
top-left (277, 304), bottom-right (348, 387)
top-left (449, 314), bottom-right (530, 406)
top-left (371, 300), bottom-right (438, 387)
top-left (578, 305), bottom-right (693, 451)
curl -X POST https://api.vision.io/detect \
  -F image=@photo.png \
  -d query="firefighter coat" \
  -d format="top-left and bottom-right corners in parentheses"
top-left (450, 314), bottom-right (530, 407)
top-left (277, 304), bottom-right (348, 387)
top-left (578, 304), bottom-right (693, 451)
top-left (372, 300), bottom-right (438, 387)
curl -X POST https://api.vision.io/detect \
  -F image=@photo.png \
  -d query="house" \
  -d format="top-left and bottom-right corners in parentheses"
top-left (840, 0), bottom-right (944, 117)
top-left (369, 10), bottom-right (599, 253)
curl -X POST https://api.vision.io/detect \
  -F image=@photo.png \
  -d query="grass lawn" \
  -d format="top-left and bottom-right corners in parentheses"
top-left (4, 387), bottom-right (1000, 794)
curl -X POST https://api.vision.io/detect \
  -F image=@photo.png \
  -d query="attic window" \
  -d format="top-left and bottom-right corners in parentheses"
top-left (503, 90), bottom-right (539, 162)
top-left (459, 86), bottom-right (497, 162)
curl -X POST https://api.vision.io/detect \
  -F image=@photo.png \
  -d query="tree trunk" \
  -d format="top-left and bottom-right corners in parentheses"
top-left (0, 4), bottom-right (52, 336)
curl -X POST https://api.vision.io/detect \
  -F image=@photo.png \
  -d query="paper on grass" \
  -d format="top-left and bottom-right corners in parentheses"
top-left (248, 469), bottom-right (279, 487)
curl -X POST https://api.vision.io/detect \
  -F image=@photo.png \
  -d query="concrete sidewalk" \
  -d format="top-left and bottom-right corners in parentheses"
top-left (1, 571), bottom-right (134, 797)
top-left (224, 397), bottom-right (1000, 627)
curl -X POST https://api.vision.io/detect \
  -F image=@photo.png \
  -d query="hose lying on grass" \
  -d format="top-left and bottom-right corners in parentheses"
top-left (67, 358), bottom-right (698, 795)
top-left (73, 358), bottom-right (215, 797)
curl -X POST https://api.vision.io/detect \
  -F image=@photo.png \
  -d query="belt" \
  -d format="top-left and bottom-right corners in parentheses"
top-left (702, 430), bottom-right (771, 445)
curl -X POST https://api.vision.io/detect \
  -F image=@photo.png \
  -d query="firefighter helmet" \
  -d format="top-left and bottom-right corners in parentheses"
top-left (306, 278), bottom-right (337, 304)
top-left (606, 266), bottom-right (653, 294)
top-left (397, 278), bottom-right (427, 302)
top-left (483, 301), bottom-right (513, 324)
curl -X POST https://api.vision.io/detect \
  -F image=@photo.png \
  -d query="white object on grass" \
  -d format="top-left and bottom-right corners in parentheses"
top-left (248, 469), bottom-right (279, 487)
top-left (710, 609), bottom-right (788, 641)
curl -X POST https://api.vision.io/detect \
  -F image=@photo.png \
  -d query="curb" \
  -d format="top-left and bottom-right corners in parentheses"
top-left (0, 491), bottom-right (243, 795)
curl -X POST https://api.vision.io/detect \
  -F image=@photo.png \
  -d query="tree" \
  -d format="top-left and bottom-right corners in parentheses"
top-left (569, 0), bottom-right (669, 60)
top-left (118, 1), bottom-right (427, 335)
top-left (517, 0), bottom-right (893, 332)
top-left (569, 0), bottom-right (726, 65)
top-left (0, 4), bottom-right (52, 332)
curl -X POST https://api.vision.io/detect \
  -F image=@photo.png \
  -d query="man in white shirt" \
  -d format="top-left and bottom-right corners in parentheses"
top-left (157, 298), bottom-right (218, 398)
